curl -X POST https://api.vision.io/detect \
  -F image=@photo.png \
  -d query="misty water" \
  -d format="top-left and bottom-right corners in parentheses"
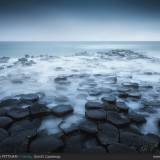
top-left (0, 41), bottom-right (160, 135)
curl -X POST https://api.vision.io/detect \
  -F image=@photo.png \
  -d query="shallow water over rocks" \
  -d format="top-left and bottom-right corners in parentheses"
top-left (0, 49), bottom-right (160, 142)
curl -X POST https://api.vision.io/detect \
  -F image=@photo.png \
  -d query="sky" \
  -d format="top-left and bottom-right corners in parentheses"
top-left (0, 0), bottom-right (160, 41)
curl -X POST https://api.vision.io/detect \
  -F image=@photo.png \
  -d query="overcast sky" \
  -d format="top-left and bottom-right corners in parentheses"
top-left (0, 0), bottom-right (160, 41)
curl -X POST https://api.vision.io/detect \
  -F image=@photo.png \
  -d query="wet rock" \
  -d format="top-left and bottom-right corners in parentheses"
top-left (88, 89), bottom-right (102, 96)
top-left (122, 82), bottom-right (139, 89)
top-left (0, 98), bottom-right (20, 108)
top-left (139, 106), bottom-right (157, 114)
top-left (79, 120), bottom-right (98, 134)
top-left (83, 138), bottom-right (106, 153)
top-left (128, 92), bottom-right (141, 99)
top-left (6, 108), bottom-right (29, 120)
top-left (85, 109), bottom-right (106, 121)
top-left (120, 131), bottom-right (143, 148)
top-left (19, 93), bottom-right (41, 103)
top-left (30, 135), bottom-right (64, 153)
top-left (101, 96), bottom-right (116, 104)
top-left (54, 76), bottom-right (70, 85)
top-left (0, 57), bottom-right (9, 63)
top-left (120, 124), bottom-right (142, 135)
top-left (118, 92), bottom-right (128, 98)
top-left (142, 99), bottom-right (160, 106)
top-left (0, 116), bottom-right (13, 128)
top-left (97, 123), bottom-right (119, 146)
top-left (29, 103), bottom-right (50, 118)
top-left (8, 119), bottom-right (40, 137)
top-left (60, 122), bottom-right (79, 135)
top-left (64, 134), bottom-right (84, 153)
top-left (85, 101), bottom-right (103, 110)
top-left (108, 143), bottom-right (137, 153)
top-left (107, 111), bottom-right (130, 127)
top-left (116, 101), bottom-right (129, 112)
top-left (52, 105), bottom-right (73, 117)
top-left (128, 112), bottom-right (146, 123)
top-left (139, 134), bottom-right (160, 153)
top-left (0, 128), bottom-right (9, 142)
top-left (0, 135), bottom-right (29, 153)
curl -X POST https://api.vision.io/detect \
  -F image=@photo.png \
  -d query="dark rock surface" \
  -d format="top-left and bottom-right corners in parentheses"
top-left (64, 134), bottom-right (84, 153)
top-left (108, 143), bottom-right (137, 153)
top-left (97, 123), bottom-right (119, 146)
top-left (6, 108), bottom-right (29, 120)
top-left (0, 98), bottom-right (20, 108)
top-left (128, 112), bottom-right (146, 123)
top-left (85, 101), bottom-right (103, 110)
top-left (30, 135), bottom-right (64, 153)
top-left (101, 96), bottom-right (116, 104)
top-left (0, 135), bottom-right (29, 153)
top-left (0, 128), bottom-right (9, 142)
top-left (85, 109), bottom-right (106, 121)
top-left (0, 116), bottom-right (13, 128)
top-left (107, 111), bottom-right (130, 127)
top-left (79, 120), bottom-right (98, 134)
top-left (52, 105), bottom-right (73, 117)
top-left (8, 119), bottom-right (40, 137)
top-left (116, 101), bottom-right (129, 112)
top-left (29, 103), bottom-right (50, 118)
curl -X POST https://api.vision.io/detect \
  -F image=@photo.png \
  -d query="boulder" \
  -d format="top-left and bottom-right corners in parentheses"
top-left (64, 134), bottom-right (84, 153)
top-left (52, 105), bottom-right (73, 117)
top-left (85, 101), bottom-right (103, 110)
top-left (60, 122), bottom-right (79, 135)
top-left (83, 138), bottom-right (106, 153)
top-left (108, 143), bottom-right (137, 153)
top-left (0, 128), bottom-right (9, 142)
top-left (0, 116), bottom-right (13, 128)
top-left (0, 98), bottom-right (20, 108)
top-left (107, 111), bottom-right (130, 127)
top-left (120, 131), bottom-right (144, 149)
top-left (101, 96), bottom-right (116, 104)
top-left (85, 109), bottom-right (106, 121)
top-left (79, 120), bottom-right (98, 134)
top-left (6, 108), bottom-right (29, 120)
top-left (116, 101), bottom-right (129, 112)
top-left (0, 134), bottom-right (29, 153)
top-left (30, 135), bottom-right (64, 153)
top-left (8, 119), bottom-right (40, 138)
top-left (128, 112), bottom-right (146, 123)
top-left (19, 93), bottom-right (40, 103)
top-left (139, 134), bottom-right (160, 153)
top-left (97, 123), bottom-right (119, 146)
top-left (128, 92), bottom-right (141, 99)
top-left (29, 103), bottom-right (50, 118)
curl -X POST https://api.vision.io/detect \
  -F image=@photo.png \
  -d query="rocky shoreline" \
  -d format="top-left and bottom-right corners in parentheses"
top-left (0, 49), bottom-right (160, 153)
top-left (0, 91), bottom-right (159, 154)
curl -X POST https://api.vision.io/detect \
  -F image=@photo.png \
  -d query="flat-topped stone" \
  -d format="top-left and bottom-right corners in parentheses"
top-left (79, 120), bottom-right (98, 134)
top-left (85, 109), bottom-right (106, 121)
top-left (6, 108), bottom-right (29, 120)
top-left (101, 96), bottom-right (116, 104)
top-left (108, 143), bottom-right (137, 153)
top-left (30, 135), bottom-right (64, 153)
top-left (128, 112), bottom-right (146, 123)
top-left (107, 111), bottom-right (130, 127)
top-left (97, 123), bottom-right (119, 146)
top-left (29, 103), bottom-right (50, 117)
top-left (0, 128), bottom-right (9, 142)
top-left (0, 116), bottom-right (13, 128)
top-left (52, 105), bottom-right (73, 117)
top-left (85, 101), bottom-right (103, 110)
top-left (116, 101), bottom-right (129, 112)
